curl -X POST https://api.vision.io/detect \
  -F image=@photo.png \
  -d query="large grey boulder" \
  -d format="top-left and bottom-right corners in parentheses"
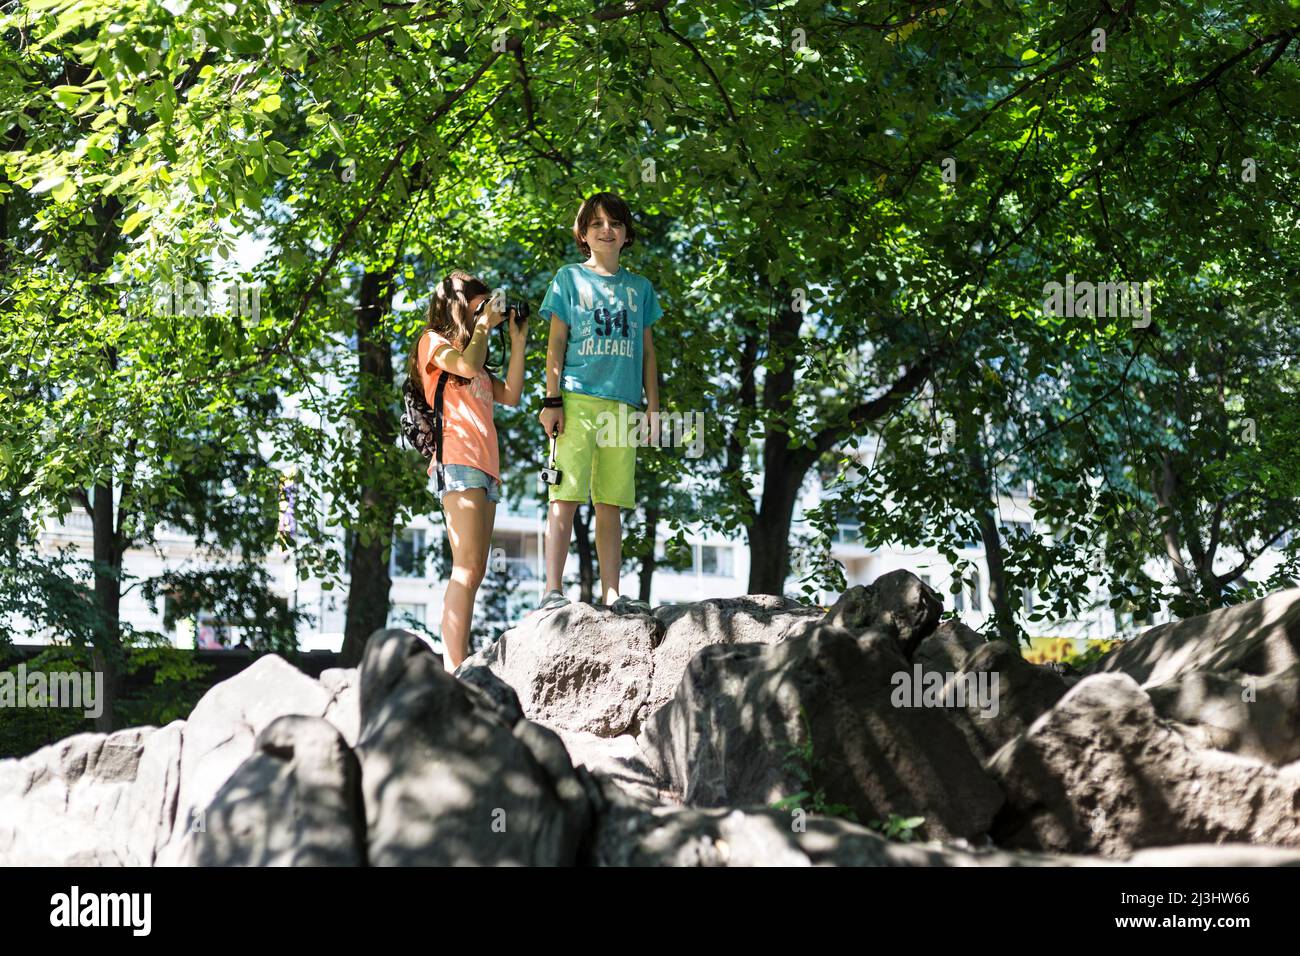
top-left (1091, 588), bottom-right (1300, 766)
top-left (1145, 663), bottom-right (1300, 765)
top-left (579, 768), bottom-right (1277, 867)
top-left (455, 663), bottom-right (526, 728)
top-left (987, 673), bottom-right (1300, 857)
top-left (1090, 586), bottom-right (1300, 686)
top-left (638, 622), bottom-right (1005, 843)
top-left (646, 595), bottom-right (823, 719)
top-left (14, 587), bottom-right (1300, 868)
top-left (183, 715), bottom-right (365, 866)
top-left (824, 569), bottom-right (944, 657)
top-left (541, 725), bottom-right (676, 808)
top-left (941, 640), bottom-right (1070, 760)
top-left (358, 628), bottom-right (592, 865)
top-left (456, 603), bottom-right (657, 737)
top-left (911, 619), bottom-right (986, 672)
top-left (0, 723), bottom-right (181, 866)
top-left (158, 654), bottom-right (336, 864)
top-left (319, 667), bottom-right (361, 747)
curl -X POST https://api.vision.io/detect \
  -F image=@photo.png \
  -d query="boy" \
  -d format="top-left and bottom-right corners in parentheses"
top-left (537, 192), bottom-right (661, 614)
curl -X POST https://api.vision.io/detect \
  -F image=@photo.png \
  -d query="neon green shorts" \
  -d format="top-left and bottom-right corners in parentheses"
top-left (549, 390), bottom-right (636, 508)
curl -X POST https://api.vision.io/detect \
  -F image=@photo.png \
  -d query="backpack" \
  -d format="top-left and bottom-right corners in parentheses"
top-left (401, 367), bottom-right (451, 489)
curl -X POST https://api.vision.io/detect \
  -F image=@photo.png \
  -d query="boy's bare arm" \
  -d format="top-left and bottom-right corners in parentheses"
top-left (643, 327), bottom-right (659, 412)
top-left (545, 315), bottom-right (567, 396)
top-left (539, 314), bottom-right (568, 435)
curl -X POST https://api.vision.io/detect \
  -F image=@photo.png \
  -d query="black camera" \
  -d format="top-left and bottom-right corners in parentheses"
top-left (505, 297), bottom-right (530, 327)
top-left (475, 293), bottom-right (530, 327)
top-left (475, 291), bottom-right (530, 376)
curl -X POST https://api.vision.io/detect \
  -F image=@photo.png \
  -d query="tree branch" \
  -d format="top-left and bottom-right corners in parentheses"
top-left (809, 353), bottom-right (938, 460)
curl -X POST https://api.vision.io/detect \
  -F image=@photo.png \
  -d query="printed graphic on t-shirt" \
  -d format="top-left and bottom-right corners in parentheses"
top-left (577, 303), bottom-right (633, 357)
top-left (540, 264), bottom-right (662, 407)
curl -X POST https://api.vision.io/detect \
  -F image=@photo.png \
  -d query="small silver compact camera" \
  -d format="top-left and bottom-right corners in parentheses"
top-left (539, 432), bottom-right (562, 486)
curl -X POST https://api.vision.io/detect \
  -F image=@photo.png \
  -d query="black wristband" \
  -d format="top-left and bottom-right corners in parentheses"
top-left (541, 395), bottom-right (563, 409)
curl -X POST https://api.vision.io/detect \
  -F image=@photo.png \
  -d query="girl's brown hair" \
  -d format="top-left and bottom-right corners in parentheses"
top-left (407, 270), bottom-right (492, 388)
top-left (572, 192), bottom-right (636, 258)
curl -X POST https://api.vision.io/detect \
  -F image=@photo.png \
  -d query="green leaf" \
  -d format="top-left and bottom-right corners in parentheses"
top-left (30, 175), bottom-right (67, 196)
top-left (50, 86), bottom-right (85, 110)
top-left (121, 209), bottom-right (149, 235)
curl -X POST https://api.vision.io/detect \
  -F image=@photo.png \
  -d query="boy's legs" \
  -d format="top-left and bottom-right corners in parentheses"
top-left (594, 503), bottom-right (622, 604)
top-left (545, 392), bottom-right (637, 605)
top-left (591, 399), bottom-right (636, 603)
top-left (544, 499), bottom-right (579, 593)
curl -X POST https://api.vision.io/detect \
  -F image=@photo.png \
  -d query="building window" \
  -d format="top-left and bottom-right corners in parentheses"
top-left (656, 542), bottom-right (698, 575)
top-left (700, 545), bottom-right (734, 577)
top-left (389, 603), bottom-right (427, 629)
top-left (320, 593), bottom-right (345, 634)
top-left (490, 536), bottom-right (525, 559)
top-left (953, 572), bottom-right (982, 614)
top-left (391, 529), bottom-right (426, 578)
top-left (835, 523), bottom-right (861, 544)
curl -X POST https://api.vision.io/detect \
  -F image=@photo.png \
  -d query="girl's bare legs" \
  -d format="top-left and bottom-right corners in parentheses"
top-left (441, 488), bottom-right (496, 671)
top-left (545, 499), bottom-right (580, 593)
top-left (593, 502), bottom-right (622, 604)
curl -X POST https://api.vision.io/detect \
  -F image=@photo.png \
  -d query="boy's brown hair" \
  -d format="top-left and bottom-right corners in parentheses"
top-left (572, 192), bottom-right (636, 258)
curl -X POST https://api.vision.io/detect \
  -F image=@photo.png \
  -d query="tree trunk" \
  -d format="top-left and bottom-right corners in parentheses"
top-left (340, 268), bottom-right (398, 667)
top-left (746, 467), bottom-right (802, 595)
top-left (639, 503), bottom-right (659, 603)
top-left (965, 418), bottom-right (1018, 645)
top-left (574, 504), bottom-right (594, 602)
top-left (732, 273), bottom-right (934, 600)
top-left (90, 478), bottom-right (121, 732)
top-left (1153, 453), bottom-right (1197, 598)
top-left (746, 287), bottom-right (804, 596)
top-left (975, 506), bottom-right (1017, 644)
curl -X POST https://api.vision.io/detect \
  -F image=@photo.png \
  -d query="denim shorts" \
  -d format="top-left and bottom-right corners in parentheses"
top-left (433, 463), bottom-right (502, 503)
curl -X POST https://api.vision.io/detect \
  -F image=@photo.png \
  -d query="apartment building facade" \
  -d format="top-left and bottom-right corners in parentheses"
top-left (23, 476), bottom-right (1221, 657)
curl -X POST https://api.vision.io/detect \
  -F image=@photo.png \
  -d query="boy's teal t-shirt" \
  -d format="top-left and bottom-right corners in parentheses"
top-left (539, 263), bottom-right (662, 407)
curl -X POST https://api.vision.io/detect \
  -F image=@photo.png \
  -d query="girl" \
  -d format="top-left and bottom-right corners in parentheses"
top-left (406, 271), bottom-right (526, 670)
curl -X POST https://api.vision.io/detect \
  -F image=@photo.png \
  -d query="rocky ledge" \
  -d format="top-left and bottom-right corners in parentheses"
top-left (4, 573), bottom-right (1300, 866)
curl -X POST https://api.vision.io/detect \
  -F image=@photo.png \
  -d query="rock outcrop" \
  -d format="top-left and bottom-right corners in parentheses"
top-left (987, 673), bottom-right (1300, 857)
top-left (5, 577), bottom-right (1300, 866)
top-left (638, 624), bottom-right (1005, 842)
